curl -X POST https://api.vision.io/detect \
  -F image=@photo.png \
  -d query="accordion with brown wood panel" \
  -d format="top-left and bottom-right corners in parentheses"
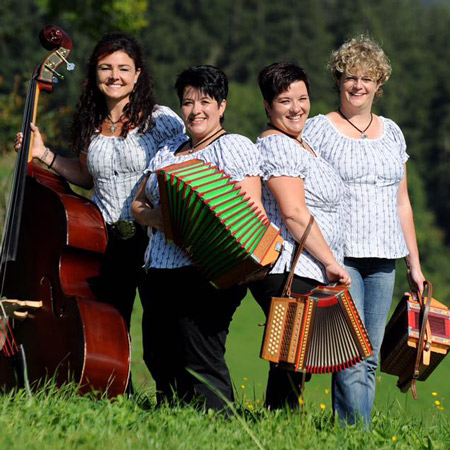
top-left (261, 285), bottom-right (373, 374)
top-left (380, 280), bottom-right (450, 396)
top-left (157, 159), bottom-right (283, 289)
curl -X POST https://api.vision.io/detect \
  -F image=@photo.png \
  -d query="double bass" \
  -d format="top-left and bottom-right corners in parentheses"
top-left (0, 26), bottom-right (130, 397)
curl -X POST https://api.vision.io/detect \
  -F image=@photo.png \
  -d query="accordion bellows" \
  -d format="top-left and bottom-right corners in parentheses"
top-left (261, 285), bottom-right (373, 374)
top-left (157, 159), bottom-right (283, 289)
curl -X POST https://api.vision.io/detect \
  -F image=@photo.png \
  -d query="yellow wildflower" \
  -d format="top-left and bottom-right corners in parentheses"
top-left (324, 389), bottom-right (329, 394)
top-left (392, 436), bottom-right (397, 442)
top-left (298, 397), bottom-right (305, 405)
top-left (435, 400), bottom-right (441, 406)
top-left (240, 384), bottom-right (246, 389)
top-left (320, 403), bottom-right (326, 410)
top-left (432, 392), bottom-right (438, 397)
top-left (247, 404), bottom-right (254, 410)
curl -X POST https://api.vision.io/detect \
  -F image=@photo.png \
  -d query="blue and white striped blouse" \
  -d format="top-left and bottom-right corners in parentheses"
top-left (143, 133), bottom-right (262, 269)
top-left (86, 105), bottom-right (184, 224)
top-left (304, 114), bottom-right (409, 259)
top-left (259, 134), bottom-right (346, 284)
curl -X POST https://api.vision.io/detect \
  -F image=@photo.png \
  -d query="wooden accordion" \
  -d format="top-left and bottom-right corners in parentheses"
top-left (157, 159), bottom-right (283, 289)
top-left (380, 286), bottom-right (450, 394)
top-left (261, 285), bottom-right (373, 374)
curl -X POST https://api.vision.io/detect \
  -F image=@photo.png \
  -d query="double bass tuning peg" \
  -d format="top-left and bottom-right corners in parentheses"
top-left (56, 50), bottom-right (75, 71)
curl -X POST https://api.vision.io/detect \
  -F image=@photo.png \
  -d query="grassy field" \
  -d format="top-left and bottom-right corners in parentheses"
top-left (130, 292), bottom-right (450, 422)
top-left (1, 153), bottom-right (449, 448)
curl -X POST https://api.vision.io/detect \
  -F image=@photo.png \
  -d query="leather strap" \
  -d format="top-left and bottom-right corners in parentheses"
top-left (411, 280), bottom-right (433, 399)
top-left (281, 216), bottom-right (315, 297)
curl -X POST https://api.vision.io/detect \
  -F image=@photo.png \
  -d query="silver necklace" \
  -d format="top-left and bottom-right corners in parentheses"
top-left (107, 115), bottom-right (122, 133)
top-left (337, 108), bottom-right (373, 139)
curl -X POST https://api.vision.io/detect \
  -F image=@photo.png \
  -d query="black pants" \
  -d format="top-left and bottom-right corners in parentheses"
top-left (91, 224), bottom-right (149, 330)
top-left (250, 273), bottom-right (320, 410)
top-left (143, 267), bottom-right (246, 411)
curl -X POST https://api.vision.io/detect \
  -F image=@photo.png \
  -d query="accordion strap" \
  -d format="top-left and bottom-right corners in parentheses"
top-left (281, 215), bottom-right (315, 298)
top-left (411, 280), bottom-right (433, 399)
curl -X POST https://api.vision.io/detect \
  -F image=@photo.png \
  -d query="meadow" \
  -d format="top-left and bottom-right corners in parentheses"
top-left (1, 155), bottom-right (449, 449)
top-left (1, 295), bottom-right (450, 450)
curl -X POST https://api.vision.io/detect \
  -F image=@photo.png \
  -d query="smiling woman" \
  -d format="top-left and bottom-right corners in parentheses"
top-left (131, 65), bottom-right (264, 412)
top-left (303, 35), bottom-right (425, 427)
top-left (14, 32), bottom-right (184, 393)
top-left (248, 61), bottom-right (350, 411)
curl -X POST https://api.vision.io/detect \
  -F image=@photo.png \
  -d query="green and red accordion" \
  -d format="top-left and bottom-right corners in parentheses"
top-left (157, 159), bottom-right (283, 289)
top-left (261, 285), bottom-right (373, 373)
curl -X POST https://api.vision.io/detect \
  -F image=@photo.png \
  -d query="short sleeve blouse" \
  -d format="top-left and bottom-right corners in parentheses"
top-left (143, 133), bottom-right (262, 269)
top-left (259, 134), bottom-right (346, 283)
top-left (304, 114), bottom-right (409, 258)
top-left (87, 105), bottom-right (184, 224)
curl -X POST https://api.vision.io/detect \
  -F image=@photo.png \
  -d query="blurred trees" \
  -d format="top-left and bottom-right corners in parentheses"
top-left (0, 0), bottom-right (449, 296)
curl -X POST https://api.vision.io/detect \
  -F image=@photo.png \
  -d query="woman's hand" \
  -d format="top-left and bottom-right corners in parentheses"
top-left (408, 265), bottom-right (426, 295)
top-left (325, 262), bottom-right (352, 287)
top-left (15, 123), bottom-right (50, 163)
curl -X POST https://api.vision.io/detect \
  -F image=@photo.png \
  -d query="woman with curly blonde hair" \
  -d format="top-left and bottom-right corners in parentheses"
top-left (304, 35), bottom-right (425, 426)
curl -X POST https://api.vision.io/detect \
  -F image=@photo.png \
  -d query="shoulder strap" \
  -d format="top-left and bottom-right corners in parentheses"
top-left (281, 215), bottom-right (315, 297)
top-left (411, 280), bottom-right (433, 399)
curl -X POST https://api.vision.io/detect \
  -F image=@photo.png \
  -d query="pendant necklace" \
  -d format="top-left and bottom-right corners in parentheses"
top-left (267, 123), bottom-right (306, 148)
top-left (107, 115), bottom-right (122, 134)
top-left (188, 127), bottom-right (225, 153)
top-left (337, 108), bottom-right (373, 139)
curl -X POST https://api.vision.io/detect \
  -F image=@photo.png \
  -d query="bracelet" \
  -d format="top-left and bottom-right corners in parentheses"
top-left (41, 147), bottom-right (50, 164)
top-left (48, 152), bottom-right (57, 169)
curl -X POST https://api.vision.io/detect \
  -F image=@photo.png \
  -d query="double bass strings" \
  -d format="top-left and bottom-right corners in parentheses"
top-left (0, 76), bottom-right (38, 359)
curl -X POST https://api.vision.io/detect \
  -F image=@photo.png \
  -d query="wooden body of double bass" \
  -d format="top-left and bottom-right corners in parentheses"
top-left (0, 164), bottom-right (130, 396)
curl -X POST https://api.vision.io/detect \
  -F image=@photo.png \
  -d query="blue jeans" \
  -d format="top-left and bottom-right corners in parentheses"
top-left (332, 257), bottom-right (396, 426)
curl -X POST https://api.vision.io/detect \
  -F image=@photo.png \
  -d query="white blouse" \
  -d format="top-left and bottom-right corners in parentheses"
top-left (86, 105), bottom-right (184, 224)
top-left (143, 133), bottom-right (262, 269)
top-left (259, 134), bottom-right (346, 284)
top-left (304, 114), bottom-right (409, 258)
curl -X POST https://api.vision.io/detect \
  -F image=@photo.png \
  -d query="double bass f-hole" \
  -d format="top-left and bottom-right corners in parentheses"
top-left (40, 275), bottom-right (64, 318)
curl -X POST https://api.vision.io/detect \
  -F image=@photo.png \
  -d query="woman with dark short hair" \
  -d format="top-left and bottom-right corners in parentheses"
top-left (132, 65), bottom-right (264, 411)
top-left (250, 61), bottom-right (350, 410)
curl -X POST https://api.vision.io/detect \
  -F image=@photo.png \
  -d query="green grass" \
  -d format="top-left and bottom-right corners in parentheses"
top-left (1, 380), bottom-right (449, 450)
top-left (1, 151), bottom-right (449, 448)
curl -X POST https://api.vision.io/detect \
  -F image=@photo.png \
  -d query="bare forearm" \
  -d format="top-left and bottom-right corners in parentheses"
top-left (36, 147), bottom-right (93, 189)
top-left (399, 202), bottom-right (421, 269)
top-left (285, 214), bottom-right (337, 267)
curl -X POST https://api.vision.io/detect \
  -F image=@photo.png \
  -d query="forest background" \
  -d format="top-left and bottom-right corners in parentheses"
top-left (0, 0), bottom-right (449, 300)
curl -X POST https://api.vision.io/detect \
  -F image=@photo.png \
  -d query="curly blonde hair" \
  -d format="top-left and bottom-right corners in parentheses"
top-left (328, 35), bottom-right (392, 98)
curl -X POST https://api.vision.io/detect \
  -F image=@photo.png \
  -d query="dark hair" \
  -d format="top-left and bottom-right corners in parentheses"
top-left (258, 61), bottom-right (310, 106)
top-left (70, 32), bottom-right (156, 155)
top-left (174, 65), bottom-right (228, 106)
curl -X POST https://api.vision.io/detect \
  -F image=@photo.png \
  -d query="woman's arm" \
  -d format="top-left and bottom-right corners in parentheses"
top-left (15, 123), bottom-right (93, 189)
top-left (398, 167), bottom-right (426, 293)
top-left (131, 175), bottom-right (163, 230)
top-left (267, 175), bottom-right (350, 285)
top-left (235, 176), bottom-right (267, 218)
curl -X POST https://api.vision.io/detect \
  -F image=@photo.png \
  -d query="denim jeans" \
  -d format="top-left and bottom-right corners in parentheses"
top-left (332, 257), bottom-right (396, 426)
